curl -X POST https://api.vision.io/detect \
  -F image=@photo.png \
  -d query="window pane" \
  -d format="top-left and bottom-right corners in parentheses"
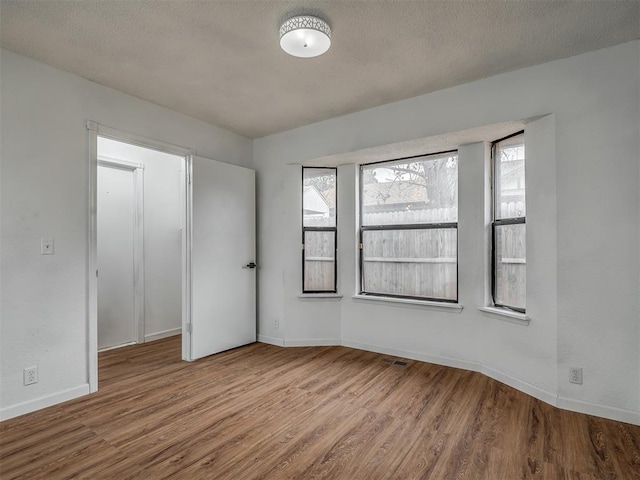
top-left (362, 153), bottom-right (458, 226)
top-left (495, 134), bottom-right (525, 220)
top-left (494, 223), bottom-right (526, 309)
top-left (362, 228), bottom-right (457, 300)
top-left (303, 168), bottom-right (336, 227)
top-left (304, 230), bottom-right (336, 291)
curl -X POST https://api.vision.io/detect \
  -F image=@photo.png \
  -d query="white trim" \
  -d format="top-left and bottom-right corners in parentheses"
top-left (352, 294), bottom-right (463, 313)
top-left (342, 339), bottom-right (639, 425)
top-left (132, 167), bottom-right (145, 345)
top-left (478, 306), bottom-right (530, 325)
top-left (87, 125), bottom-right (98, 393)
top-left (284, 338), bottom-right (341, 347)
top-left (481, 365), bottom-right (557, 406)
top-left (87, 121), bottom-right (194, 157)
top-left (181, 154), bottom-right (193, 361)
top-left (341, 340), bottom-right (479, 372)
top-left (0, 384), bottom-right (90, 421)
top-left (344, 340), bottom-right (555, 406)
top-left (298, 293), bottom-right (343, 300)
top-left (144, 327), bottom-right (181, 343)
top-left (557, 396), bottom-right (640, 426)
top-left (98, 341), bottom-right (136, 352)
top-left (257, 335), bottom-right (285, 347)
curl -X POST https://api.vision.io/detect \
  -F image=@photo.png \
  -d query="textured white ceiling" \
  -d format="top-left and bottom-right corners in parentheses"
top-left (1, 1), bottom-right (638, 138)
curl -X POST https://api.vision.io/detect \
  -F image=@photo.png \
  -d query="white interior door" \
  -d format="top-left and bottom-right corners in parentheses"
top-left (187, 156), bottom-right (256, 360)
top-left (97, 164), bottom-right (136, 349)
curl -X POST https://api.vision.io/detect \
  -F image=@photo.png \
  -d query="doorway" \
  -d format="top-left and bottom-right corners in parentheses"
top-left (96, 136), bottom-right (184, 353)
top-left (88, 122), bottom-right (257, 393)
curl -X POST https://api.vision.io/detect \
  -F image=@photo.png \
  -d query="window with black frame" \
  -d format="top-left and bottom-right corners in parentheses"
top-left (302, 167), bottom-right (337, 293)
top-left (359, 151), bottom-right (458, 302)
top-left (492, 132), bottom-right (526, 312)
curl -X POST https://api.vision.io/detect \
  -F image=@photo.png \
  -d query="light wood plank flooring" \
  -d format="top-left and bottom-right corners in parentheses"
top-left (1, 336), bottom-right (639, 479)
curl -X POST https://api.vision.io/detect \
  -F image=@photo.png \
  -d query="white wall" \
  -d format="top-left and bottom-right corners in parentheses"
top-left (254, 41), bottom-right (640, 424)
top-left (0, 49), bottom-right (252, 419)
top-left (1, 41), bottom-right (638, 425)
top-left (98, 138), bottom-right (184, 342)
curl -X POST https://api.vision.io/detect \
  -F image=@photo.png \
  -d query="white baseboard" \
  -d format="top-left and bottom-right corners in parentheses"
top-left (257, 334), bottom-right (285, 347)
top-left (557, 396), bottom-right (640, 426)
top-left (258, 336), bottom-right (341, 347)
top-left (0, 384), bottom-right (90, 421)
top-left (3, 342), bottom-right (636, 426)
top-left (481, 365), bottom-right (558, 407)
top-left (340, 339), bottom-right (639, 426)
top-left (342, 339), bottom-right (480, 372)
top-left (284, 338), bottom-right (341, 347)
top-left (144, 327), bottom-right (181, 343)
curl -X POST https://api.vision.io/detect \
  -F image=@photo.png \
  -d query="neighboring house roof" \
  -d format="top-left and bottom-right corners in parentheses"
top-left (319, 187), bottom-right (336, 209)
top-left (303, 185), bottom-right (330, 215)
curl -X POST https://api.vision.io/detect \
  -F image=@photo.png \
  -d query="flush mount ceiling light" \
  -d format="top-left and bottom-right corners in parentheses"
top-left (280, 15), bottom-right (331, 58)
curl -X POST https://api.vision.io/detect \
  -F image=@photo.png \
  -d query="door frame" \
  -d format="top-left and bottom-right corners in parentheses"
top-left (182, 153), bottom-right (194, 362)
top-left (97, 156), bottom-right (145, 348)
top-left (87, 121), bottom-right (193, 392)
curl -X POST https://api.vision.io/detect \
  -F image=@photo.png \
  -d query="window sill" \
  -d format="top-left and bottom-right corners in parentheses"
top-left (352, 294), bottom-right (463, 313)
top-left (298, 293), bottom-right (343, 300)
top-left (478, 306), bottom-right (530, 326)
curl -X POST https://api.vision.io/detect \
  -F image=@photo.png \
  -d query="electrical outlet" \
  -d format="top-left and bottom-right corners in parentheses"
top-left (274, 318), bottom-right (280, 329)
top-left (569, 367), bottom-right (583, 385)
top-left (41, 238), bottom-right (55, 255)
top-left (24, 366), bottom-right (38, 386)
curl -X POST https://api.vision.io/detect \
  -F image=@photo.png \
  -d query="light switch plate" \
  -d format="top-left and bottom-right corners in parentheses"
top-left (41, 238), bottom-right (55, 255)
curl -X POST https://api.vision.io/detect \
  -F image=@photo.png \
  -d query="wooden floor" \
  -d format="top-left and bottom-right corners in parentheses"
top-left (1, 337), bottom-right (639, 479)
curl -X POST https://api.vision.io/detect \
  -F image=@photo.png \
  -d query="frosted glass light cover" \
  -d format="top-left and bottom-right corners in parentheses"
top-left (280, 16), bottom-right (331, 58)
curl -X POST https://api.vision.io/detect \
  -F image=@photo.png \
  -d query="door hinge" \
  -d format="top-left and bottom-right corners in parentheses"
top-left (186, 323), bottom-right (192, 333)
top-left (359, 243), bottom-right (363, 249)
top-left (187, 170), bottom-right (192, 185)
top-left (96, 269), bottom-right (99, 277)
